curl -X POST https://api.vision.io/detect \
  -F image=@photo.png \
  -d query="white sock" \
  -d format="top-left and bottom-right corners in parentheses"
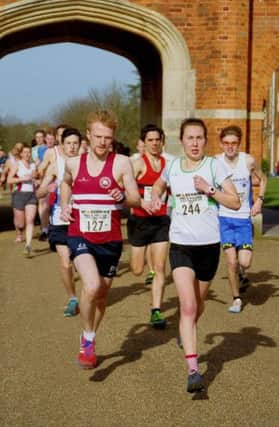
top-left (42, 227), bottom-right (48, 234)
top-left (83, 330), bottom-right (96, 341)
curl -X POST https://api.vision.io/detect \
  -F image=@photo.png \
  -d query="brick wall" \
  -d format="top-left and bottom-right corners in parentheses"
top-left (2, 0), bottom-right (279, 163)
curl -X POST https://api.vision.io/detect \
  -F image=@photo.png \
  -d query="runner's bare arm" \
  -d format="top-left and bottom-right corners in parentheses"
top-left (7, 164), bottom-right (32, 184)
top-left (194, 175), bottom-right (240, 210)
top-left (60, 158), bottom-right (75, 222)
top-left (114, 156), bottom-right (141, 207)
top-left (247, 155), bottom-right (267, 216)
top-left (0, 159), bottom-right (10, 184)
top-left (38, 148), bottom-right (55, 177)
top-left (131, 156), bottom-right (145, 179)
top-left (36, 164), bottom-right (57, 199)
top-left (151, 177), bottom-right (167, 212)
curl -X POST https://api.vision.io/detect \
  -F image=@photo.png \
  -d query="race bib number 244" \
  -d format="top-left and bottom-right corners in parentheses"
top-left (175, 193), bottom-right (208, 215)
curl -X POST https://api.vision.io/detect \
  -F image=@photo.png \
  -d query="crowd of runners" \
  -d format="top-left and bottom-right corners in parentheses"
top-left (0, 110), bottom-right (267, 393)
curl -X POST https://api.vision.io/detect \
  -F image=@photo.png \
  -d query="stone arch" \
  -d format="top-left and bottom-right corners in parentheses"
top-left (1, 0), bottom-right (195, 152)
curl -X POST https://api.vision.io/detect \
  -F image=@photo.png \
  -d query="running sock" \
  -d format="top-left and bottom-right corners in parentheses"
top-left (185, 354), bottom-right (199, 374)
top-left (42, 227), bottom-right (48, 234)
top-left (83, 331), bottom-right (96, 342)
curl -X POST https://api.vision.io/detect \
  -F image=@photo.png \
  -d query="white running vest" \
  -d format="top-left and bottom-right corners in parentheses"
top-left (218, 152), bottom-right (251, 219)
top-left (163, 156), bottom-right (229, 245)
top-left (17, 161), bottom-right (36, 192)
top-left (49, 147), bottom-right (69, 226)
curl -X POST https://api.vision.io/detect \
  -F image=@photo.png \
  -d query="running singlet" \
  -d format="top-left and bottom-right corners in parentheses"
top-left (16, 161), bottom-right (36, 192)
top-left (133, 154), bottom-right (167, 217)
top-left (49, 147), bottom-right (69, 226)
top-left (68, 152), bottom-right (124, 243)
top-left (162, 156), bottom-right (229, 245)
top-left (218, 152), bottom-right (251, 219)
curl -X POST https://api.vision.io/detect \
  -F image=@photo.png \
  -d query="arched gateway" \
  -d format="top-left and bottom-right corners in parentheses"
top-left (0, 0), bottom-right (195, 153)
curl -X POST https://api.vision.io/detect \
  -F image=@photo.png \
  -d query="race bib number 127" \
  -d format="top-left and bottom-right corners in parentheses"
top-left (80, 209), bottom-right (111, 232)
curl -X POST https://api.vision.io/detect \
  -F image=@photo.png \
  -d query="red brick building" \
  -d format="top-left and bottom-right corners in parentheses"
top-left (1, 0), bottom-right (279, 171)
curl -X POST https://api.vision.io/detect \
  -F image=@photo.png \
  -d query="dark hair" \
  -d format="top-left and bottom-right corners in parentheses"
top-left (179, 118), bottom-right (207, 140)
top-left (61, 128), bottom-right (82, 143)
top-left (34, 129), bottom-right (45, 137)
top-left (56, 124), bottom-right (69, 133)
top-left (220, 125), bottom-right (242, 141)
top-left (140, 123), bottom-right (164, 142)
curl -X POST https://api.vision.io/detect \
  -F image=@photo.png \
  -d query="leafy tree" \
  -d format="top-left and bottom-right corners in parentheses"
top-left (0, 78), bottom-right (141, 153)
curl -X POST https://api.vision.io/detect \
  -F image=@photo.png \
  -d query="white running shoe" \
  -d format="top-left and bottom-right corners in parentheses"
top-left (228, 298), bottom-right (242, 313)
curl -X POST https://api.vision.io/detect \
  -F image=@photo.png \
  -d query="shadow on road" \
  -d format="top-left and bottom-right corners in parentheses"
top-left (192, 327), bottom-right (277, 400)
top-left (89, 298), bottom-right (180, 383)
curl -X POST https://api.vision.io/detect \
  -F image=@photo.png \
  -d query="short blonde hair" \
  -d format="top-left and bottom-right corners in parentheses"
top-left (87, 110), bottom-right (118, 132)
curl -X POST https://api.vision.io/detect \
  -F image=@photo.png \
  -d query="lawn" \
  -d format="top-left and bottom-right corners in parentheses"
top-left (264, 177), bottom-right (279, 208)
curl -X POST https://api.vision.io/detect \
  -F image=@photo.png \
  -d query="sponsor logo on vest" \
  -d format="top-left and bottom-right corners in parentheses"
top-left (99, 177), bottom-right (111, 189)
top-left (77, 177), bottom-right (89, 183)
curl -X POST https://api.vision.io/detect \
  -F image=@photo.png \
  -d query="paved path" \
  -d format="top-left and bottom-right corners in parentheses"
top-left (1, 195), bottom-right (279, 426)
top-left (1, 220), bottom-right (279, 426)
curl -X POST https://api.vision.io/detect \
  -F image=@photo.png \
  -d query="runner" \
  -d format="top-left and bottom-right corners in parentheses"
top-left (7, 144), bottom-right (38, 256)
top-left (128, 123), bottom-right (170, 328)
top-left (216, 125), bottom-right (267, 313)
top-left (36, 128), bottom-right (82, 317)
top-left (60, 110), bottom-right (140, 368)
top-left (37, 126), bottom-right (66, 241)
top-left (151, 118), bottom-right (240, 392)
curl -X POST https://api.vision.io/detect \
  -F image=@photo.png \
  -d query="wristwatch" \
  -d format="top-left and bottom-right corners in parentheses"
top-left (258, 195), bottom-right (265, 201)
top-left (207, 186), bottom-right (216, 197)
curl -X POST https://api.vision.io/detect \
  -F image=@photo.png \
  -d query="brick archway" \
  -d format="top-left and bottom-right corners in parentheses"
top-left (1, 0), bottom-right (195, 153)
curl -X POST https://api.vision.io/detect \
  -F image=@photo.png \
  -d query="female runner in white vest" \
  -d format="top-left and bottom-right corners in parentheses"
top-left (8, 144), bottom-right (38, 256)
top-left (151, 118), bottom-right (240, 393)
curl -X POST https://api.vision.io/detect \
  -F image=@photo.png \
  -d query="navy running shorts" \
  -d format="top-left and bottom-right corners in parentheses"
top-left (48, 224), bottom-right (68, 252)
top-left (67, 236), bottom-right (123, 278)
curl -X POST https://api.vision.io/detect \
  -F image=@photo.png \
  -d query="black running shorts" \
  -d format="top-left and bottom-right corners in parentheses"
top-left (127, 215), bottom-right (170, 247)
top-left (169, 242), bottom-right (220, 282)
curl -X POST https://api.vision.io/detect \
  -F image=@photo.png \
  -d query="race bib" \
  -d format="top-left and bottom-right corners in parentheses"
top-left (143, 186), bottom-right (152, 201)
top-left (175, 193), bottom-right (208, 215)
top-left (80, 208), bottom-right (111, 233)
top-left (144, 186), bottom-right (166, 202)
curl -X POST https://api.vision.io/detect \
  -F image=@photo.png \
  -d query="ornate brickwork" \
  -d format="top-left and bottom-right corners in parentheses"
top-left (1, 0), bottom-right (279, 164)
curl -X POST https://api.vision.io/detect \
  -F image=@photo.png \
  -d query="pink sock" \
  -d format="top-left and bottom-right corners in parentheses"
top-left (185, 354), bottom-right (198, 374)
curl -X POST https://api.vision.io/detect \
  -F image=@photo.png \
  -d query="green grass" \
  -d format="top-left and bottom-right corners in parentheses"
top-left (264, 177), bottom-right (279, 209)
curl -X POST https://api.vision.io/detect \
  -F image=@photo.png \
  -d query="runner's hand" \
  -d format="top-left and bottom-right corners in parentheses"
top-left (251, 198), bottom-right (263, 217)
top-left (21, 174), bottom-right (33, 182)
top-left (193, 175), bottom-right (210, 194)
top-left (60, 205), bottom-right (74, 222)
top-left (109, 188), bottom-right (125, 202)
top-left (141, 199), bottom-right (153, 215)
top-left (151, 195), bottom-right (162, 212)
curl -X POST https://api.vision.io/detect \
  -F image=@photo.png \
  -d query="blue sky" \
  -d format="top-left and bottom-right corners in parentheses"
top-left (0, 42), bottom-right (138, 123)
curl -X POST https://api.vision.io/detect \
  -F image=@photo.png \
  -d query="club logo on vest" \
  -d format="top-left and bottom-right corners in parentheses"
top-left (99, 177), bottom-right (111, 189)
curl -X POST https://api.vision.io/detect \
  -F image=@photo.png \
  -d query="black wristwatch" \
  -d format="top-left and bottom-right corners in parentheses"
top-left (207, 187), bottom-right (216, 197)
top-left (258, 195), bottom-right (265, 202)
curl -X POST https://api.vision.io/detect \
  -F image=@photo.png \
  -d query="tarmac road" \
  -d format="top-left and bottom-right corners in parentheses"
top-left (1, 221), bottom-right (279, 426)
